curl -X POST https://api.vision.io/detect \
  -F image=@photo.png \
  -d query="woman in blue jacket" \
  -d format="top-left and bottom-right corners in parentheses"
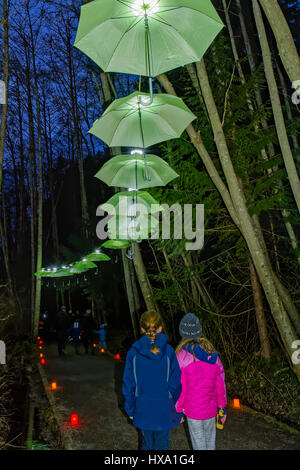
top-left (122, 311), bottom-right (182, 450)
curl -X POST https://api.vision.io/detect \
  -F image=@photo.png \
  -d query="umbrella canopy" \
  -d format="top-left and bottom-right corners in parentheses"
top-left (101, 239), bottom-right (132, 250)
top-left (94, 153), bottom-right (179, 190)
top-left (100, 190), bottom-right (162, 216)
top-left (70, 260), bottom-right (97, 273)
top-left (85, 251), bottom-right (111, 262)
top-left (89, 91), bottom-right (196, 148)
top-left (74, 0), bottom-right (224, 77)
top-left (108, 214), bottom-right (159, 241)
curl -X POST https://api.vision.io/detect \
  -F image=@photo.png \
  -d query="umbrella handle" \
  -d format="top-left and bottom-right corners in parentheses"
top-left (144, 155), bottom-right (151, 182)
top-left (139, 77), bottom-right (153, 106)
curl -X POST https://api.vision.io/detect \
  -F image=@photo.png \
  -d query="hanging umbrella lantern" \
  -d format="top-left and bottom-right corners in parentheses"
top-left (84, 250), bottom-right (111, 262)
top-left (74, 0), bottom-right (224, 101)
top-left (89, 91), bottom-right (196, 149)
top-left (107, 213), bottom-right (159, 241)
top-left (94, 152), bottom-right (179, 190)
top-left (101, 239), bottom-right (132, 250)
top-left (100, 190), bottom-right (163, 216)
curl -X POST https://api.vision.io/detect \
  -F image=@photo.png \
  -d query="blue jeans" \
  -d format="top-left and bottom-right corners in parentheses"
top-left (141, 430), bottom-right (170, 450)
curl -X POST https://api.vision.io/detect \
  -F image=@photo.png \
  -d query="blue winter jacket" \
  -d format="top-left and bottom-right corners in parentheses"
top-left (122, 333), bottom-right (183, 431)
top-left (93, 328), bottom-right (107, 342)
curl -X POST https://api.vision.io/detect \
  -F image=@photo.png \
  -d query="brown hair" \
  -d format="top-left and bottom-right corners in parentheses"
top-left (175, 337), bottom-right (215, 358)
top-left (140, 310), bottom-right (162, 355)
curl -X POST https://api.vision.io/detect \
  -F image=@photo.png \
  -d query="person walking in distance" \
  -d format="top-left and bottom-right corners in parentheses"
top-left (175, 313), bottom-right (227, 450)
top-left (81, 309), bottom-right (96, 355)
top-left (55, 306), bottom-right (71, 357)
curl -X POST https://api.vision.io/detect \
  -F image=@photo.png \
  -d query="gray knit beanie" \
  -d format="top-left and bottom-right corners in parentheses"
top-left (179, 313), bottom-right (202, 339)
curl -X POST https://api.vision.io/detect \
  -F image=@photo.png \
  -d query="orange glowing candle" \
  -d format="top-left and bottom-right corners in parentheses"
top-left (233, 398), bottom-right (240, 408)
top-left (70, 414), bottom-right (78, 426)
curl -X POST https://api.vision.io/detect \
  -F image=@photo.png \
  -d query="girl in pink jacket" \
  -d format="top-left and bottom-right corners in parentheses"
top-left (175, 313), bottom-right (227, 450)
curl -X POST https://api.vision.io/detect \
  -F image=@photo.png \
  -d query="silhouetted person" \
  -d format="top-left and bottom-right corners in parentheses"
top-left (55, 306), bottom-right (71, 357)
top-left (70, 315), bottom-right (83, 355)
top-left (81, 309), bottom-right (96, 355)
top-left (94, 323), bottom-right (108, 350)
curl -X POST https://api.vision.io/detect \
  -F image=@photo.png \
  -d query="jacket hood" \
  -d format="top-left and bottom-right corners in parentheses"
top-left (132, 333), bottom-right (168, 360)
top-left (183, 343), bottom-right (218, 364)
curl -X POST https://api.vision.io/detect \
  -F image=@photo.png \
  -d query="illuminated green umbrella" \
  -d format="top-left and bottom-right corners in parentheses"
top-left (100, 190), bottom-right (162, 216)
top-left (70, 260), bottom-right (97, 273)
top-left (85, 251), bottom-right (111, 262)
top-left (89, 91), bottom-right (196, 148)
top-left (108, 214), bottom-right (159, 240)
top-left (94, 153), bottom-right (179, 190)
top-left (74, 0), bottom-right (224, 77)
top-left (101, 239), bottom-right (132, 250)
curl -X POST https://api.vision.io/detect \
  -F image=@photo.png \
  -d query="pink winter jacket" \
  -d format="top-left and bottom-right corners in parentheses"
top-left (176, 345), bottom-right (227, 420)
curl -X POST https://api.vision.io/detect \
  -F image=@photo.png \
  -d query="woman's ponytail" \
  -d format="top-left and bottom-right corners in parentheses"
top-left (140, 311), bottom-right (162, 355)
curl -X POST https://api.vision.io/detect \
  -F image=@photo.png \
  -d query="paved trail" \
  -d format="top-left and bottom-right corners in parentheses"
top-left (43, 343), bottom-right (300, 450)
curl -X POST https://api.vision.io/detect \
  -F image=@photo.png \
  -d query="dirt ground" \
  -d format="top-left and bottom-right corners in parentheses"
top-left (42, 342), bottom-right (300, 451)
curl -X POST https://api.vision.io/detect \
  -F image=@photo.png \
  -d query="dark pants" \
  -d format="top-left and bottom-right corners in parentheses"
top-left (141, 430), bottom-right (170, 450)
top-left (57, 330), bottom-right (67, 356)
top-left (82, 333), bottom-right (94, 354)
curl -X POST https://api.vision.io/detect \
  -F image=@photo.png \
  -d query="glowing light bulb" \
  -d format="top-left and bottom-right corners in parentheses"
top-left (131, 0), bottom-right (159, 17)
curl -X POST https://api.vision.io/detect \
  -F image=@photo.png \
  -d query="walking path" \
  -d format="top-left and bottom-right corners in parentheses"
top-left (41, 343), bottom-right (300, 450)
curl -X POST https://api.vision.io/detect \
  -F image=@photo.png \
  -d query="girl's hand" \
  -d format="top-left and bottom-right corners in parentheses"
top-left (180, 417), bottom-right (185, 424)
top-left (221, 415), bottom-right (227, 425)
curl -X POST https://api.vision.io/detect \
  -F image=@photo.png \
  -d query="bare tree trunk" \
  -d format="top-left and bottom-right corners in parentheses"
top-left (122, 249), bottom-right (139, 339)
top-left (27, 7), bottom-right (43, 339)
top-left (253, 0), bottom-right (300, 214)
top-left (249, 260), bottom-right (271, 359)
top-left (236, 0), bottom-right (300, 265)
top-left (196, 58), bottom-right (299, 378)
top-left (158, 64), bottom-right (300, 378)
top-left (162, 249), bottom-right (188, 314)
top-left (258, 0), bottom-right (300, 86)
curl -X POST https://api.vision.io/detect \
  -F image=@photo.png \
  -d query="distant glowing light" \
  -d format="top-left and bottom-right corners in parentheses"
top-left (233, 398), bottom-right (241, 408)
top-left (115, 353), bottom-right (121, 360)
top-left (82, 258), bottom-right (87, 262)
top-left (131, 0), bottom-right (159, 17)
top-left (94, 249), bottom-right (101, 254)
top-left (39, 340), bottom-right (43, 345)
top-left (40, 358), bottom-right (46, 365)
top-left (93, 344), bottom-right (97, 348)
top-left (131, 149), bottom-right (144, 155)
top-left (101, 348), bottom-right (105, 353)
top-left (51, 382), bottom-right (57, 390)
top-left (70, 414), bottom-right (79, 426)
top-left (40, 353), bottom-right (43, 358)
top-left (37, 336), bottom-right (41, 340)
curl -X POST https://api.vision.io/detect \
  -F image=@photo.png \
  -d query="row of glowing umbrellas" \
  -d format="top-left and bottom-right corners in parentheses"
top-left (35, 0), bottom-right (224, 276)
top-left (75, 0), bottom-right (224, 247)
